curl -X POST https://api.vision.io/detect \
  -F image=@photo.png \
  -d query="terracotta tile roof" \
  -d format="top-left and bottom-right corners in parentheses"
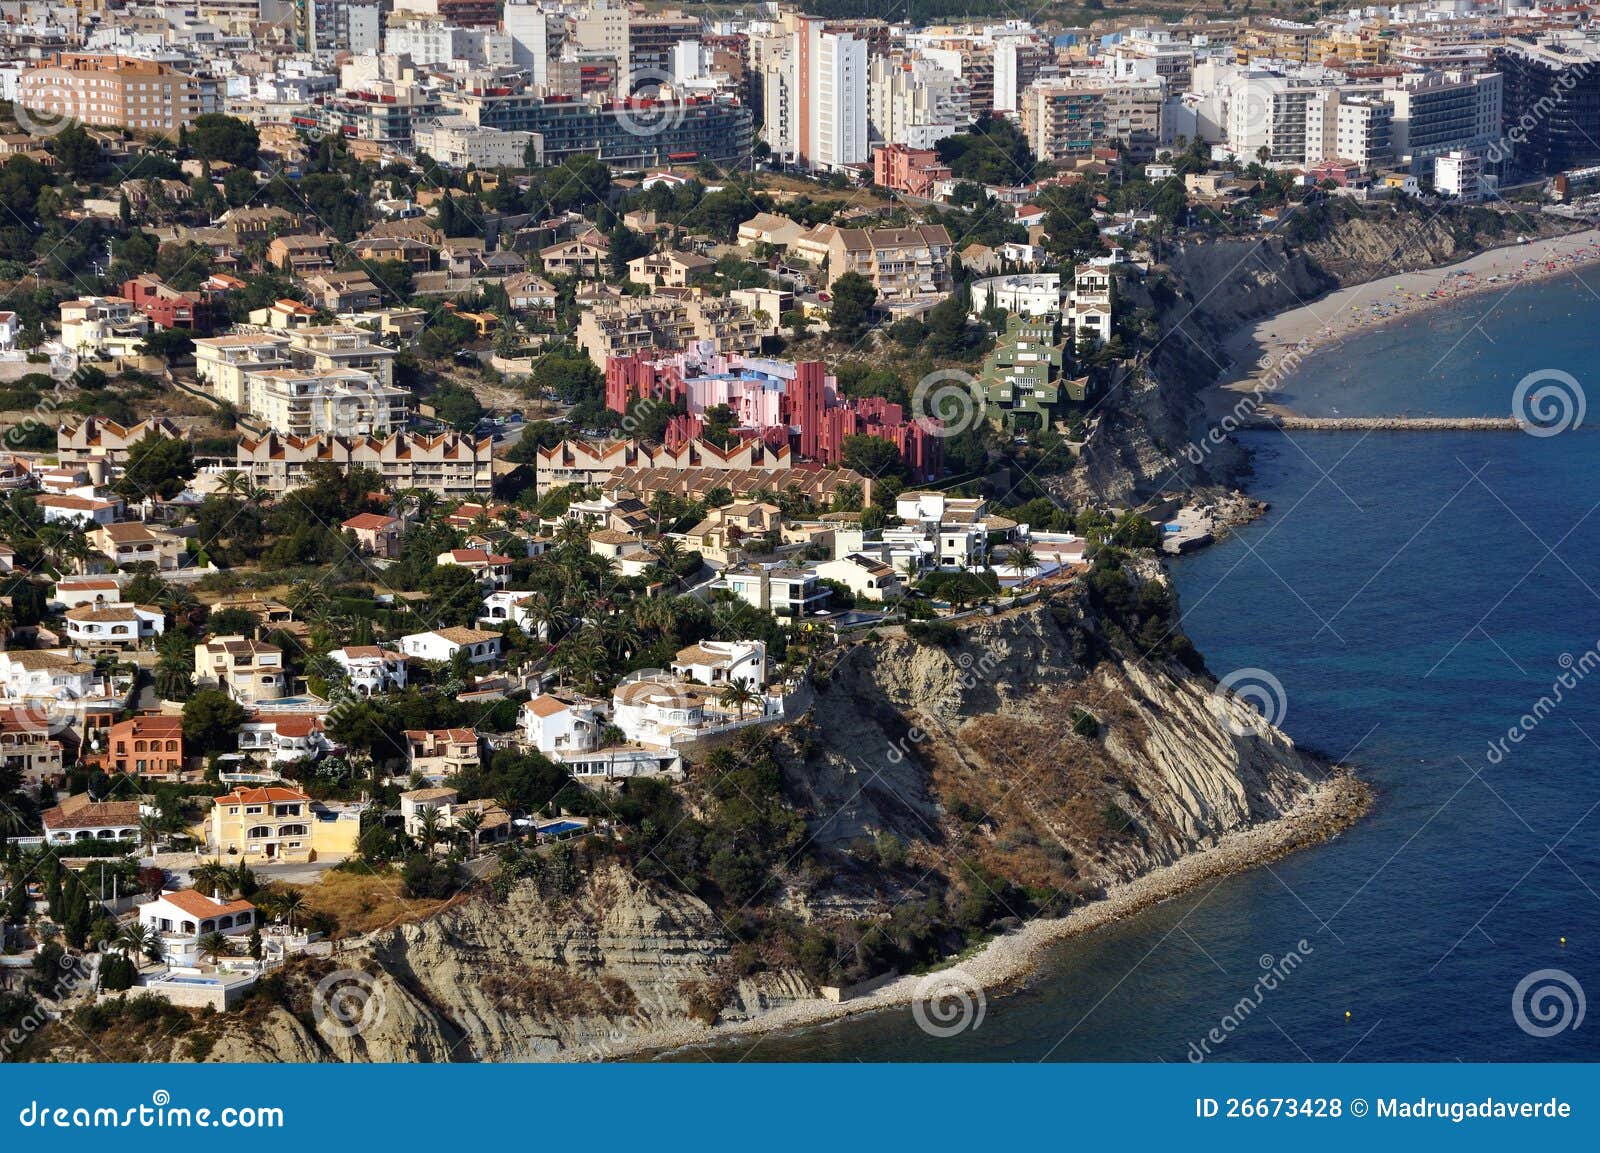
top-left (522, 694), bottom-right (570, 718)
top-left (343, 512), bottom-right (401, 530)
top-left (158, 889), bottom-right (255, 919)
top-left (65, 603), bottom-right (160, 622)
top-left (42, 799), bottom-right (140, 830)
top-left (215, 786), bottom-right (311, 806)
top-left (431, 626), bottom-right (499, 645)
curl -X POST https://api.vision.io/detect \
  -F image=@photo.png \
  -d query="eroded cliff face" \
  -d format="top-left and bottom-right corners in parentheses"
top-left (781, 599), bottom-right (1323, 892)
top-left (103, 592), bottom-right (1338, 1064)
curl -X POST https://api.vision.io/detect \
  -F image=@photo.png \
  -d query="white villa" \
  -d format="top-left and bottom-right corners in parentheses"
top-left (140, 889), bottom-right (258, 964)
top-left (327, 645), bottom-right (409, 695)
top-left (62, 603), bottom-right (166, 648)
top-left (398, 627), bottom-right (503, 665)
top-left (670, 640), bottom-right (766, 689)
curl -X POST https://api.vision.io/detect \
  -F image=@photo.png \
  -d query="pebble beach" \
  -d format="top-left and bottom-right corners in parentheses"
top-left (592, 771), bottom-right (1371, 1062)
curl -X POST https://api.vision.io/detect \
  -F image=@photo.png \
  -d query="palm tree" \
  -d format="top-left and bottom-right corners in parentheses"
top-left (275, 888), bottom-right (306, 933)
top-left (418, 807), bottom-right (442, 853)
top-left (1009, 542), bottom-right (1037, 581)
top-left (115, 920), bottom-right (152, 961)
top-left (198, 931), bottom-right (230, 965)
top-left (454, 809), bottom-right (484, 858)
top-left (215, 470), bottom-right (249, 499)
top-left (720, 681), bottom-right (759, 720)
top-left (190, 860), bottom-right (230, 896)
top-left (137, 814), bottom-right (160, 854)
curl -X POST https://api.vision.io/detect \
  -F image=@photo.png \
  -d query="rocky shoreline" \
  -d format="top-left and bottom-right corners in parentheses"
top-left (598, 770), bottom-right (1372, 1062)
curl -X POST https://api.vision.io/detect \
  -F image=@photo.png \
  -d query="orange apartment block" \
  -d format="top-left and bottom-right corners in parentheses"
top-left (18, 54), bottom-right (202, 135)
top-left (100, 714), bottom-right (186, 779)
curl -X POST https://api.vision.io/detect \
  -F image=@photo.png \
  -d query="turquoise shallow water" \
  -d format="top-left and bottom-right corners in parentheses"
top-left (679, 273), bottom-right (1600, 1061)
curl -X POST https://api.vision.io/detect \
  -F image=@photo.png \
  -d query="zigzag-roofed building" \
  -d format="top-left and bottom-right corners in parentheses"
top-left (535, 436), bottom-right (792, 495)
top-left (237, 430), bottom-right (493, 496)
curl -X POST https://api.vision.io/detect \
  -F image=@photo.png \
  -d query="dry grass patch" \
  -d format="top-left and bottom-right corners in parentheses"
top-left (302, 868), bottom-right (452, 937)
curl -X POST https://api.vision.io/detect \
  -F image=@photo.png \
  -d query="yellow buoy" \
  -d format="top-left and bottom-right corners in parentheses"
top-left (1560, 937), bottom-right (1567, 946)
top-left (1344, 1011), bottom-right (1352, 1020)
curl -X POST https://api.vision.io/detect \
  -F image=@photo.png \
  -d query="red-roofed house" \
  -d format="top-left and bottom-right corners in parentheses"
top-left (238, 714), bottom-right (329, 765)
top-left (343, 511), bottom-right (405, 558)
top-left (210, 785), bottom-right (314, 862)
top-left (140, 890), bottom-right (257, 962)
top-left (99, 714), bottom-right (185, 779)
top-left (436, 547), bottom-right (512, 588)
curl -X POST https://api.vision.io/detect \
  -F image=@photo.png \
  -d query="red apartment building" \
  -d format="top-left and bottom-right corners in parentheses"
top-left (120, 275), bottom-right (219, 334)
top-left (873, 143), bottom-right (952, 198)
top-left (98, 714), bottom-right (186, 780)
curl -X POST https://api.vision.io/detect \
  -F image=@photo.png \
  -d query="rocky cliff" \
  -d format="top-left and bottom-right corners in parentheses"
top-left (55, 586), bottom-right (1347, 1064)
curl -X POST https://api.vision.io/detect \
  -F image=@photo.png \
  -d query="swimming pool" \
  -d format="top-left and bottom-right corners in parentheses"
top-left (538, 821), bottom-right (586, 835)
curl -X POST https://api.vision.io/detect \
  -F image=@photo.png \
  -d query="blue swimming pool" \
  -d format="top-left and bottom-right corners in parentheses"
top-left (538, 821), bottom-right (586, 835)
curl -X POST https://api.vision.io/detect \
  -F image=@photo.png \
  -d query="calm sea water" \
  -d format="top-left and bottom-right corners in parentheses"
top-left (682, 273), bottom-right (1600, 1062)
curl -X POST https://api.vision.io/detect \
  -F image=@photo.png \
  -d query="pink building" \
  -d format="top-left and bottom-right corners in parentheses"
top-left (606, 347), bottom-right (944, 481)
top-left (873, 143), bottom-right (951, 198)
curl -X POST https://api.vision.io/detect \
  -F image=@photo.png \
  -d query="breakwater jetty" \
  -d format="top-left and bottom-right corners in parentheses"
top-left (1241, 416), bottom-right (1533, 432)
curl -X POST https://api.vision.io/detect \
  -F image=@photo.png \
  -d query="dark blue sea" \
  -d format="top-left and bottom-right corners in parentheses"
top-left (687, 271), bottom-right (1600, 1062)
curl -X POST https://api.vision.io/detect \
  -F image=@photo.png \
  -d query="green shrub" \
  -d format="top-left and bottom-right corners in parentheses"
top-left (906, 620), bottom-right (959, 647)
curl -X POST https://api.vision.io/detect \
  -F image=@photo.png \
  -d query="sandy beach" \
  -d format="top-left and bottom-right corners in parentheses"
top-left (1216, 227), bottom-right (1600, 409)
top-left (586, 770), bottom-right (1371, 1062)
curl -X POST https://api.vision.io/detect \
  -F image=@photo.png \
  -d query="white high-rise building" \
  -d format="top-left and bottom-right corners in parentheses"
top-left (757, 48), bottom-right (796, 161)
top-left (869, 53), bottom-right (970, 148)
top-left (811, 29), bottom-right (867, 172)
top-left (505, 1), bottom-right (551, 89)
